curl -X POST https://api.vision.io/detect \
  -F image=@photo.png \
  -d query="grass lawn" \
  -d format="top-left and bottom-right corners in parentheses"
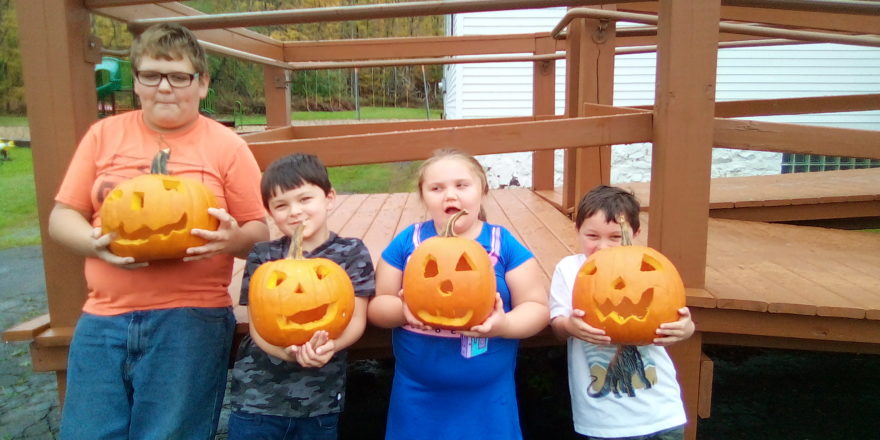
top-left (0, 115), bottom-right (29, 126)
top-left (0, 109), bottom-right (425, 250)
top-left (0, 147), bottom-right (40, 249)
top-left (233, 106), bottom-right (442, 125)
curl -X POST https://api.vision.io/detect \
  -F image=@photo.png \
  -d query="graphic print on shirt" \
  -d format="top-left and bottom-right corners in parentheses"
top-left (586, 344), bottom-right (657, 398)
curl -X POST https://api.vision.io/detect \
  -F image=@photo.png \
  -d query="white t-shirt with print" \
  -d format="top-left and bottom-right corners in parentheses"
top-left (549, 254), bottom-right (687, 438)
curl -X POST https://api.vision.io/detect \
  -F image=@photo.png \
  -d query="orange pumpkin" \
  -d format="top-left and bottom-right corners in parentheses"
top-left (402, 210), bottom-right (496, 330)
top-left (249, 225), bottom-right (356, 347)
top-left (100, 149), bottom-right (219, 261)
top-left (572, 216), bottom-right (685, 345)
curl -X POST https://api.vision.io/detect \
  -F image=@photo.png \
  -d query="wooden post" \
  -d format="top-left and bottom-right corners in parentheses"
top-left (667, 332), bottom-right (705, 440)
top-left (651, 1), bottom-right (721, 438)
top-left (263, 65), bottom-right (291, 129)
top-left (562, 18), bottom-right (583, 212)
top-left (649, 0), bottom-right (719, 287)
top-left (15, 0), bottom-right (99, 401)
top-left (562, 8), bottom-right (615, 213)
top-left (531, 35), bottom-right (556, 191)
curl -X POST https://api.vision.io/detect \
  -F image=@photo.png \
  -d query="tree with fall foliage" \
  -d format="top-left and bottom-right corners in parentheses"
top-left (0, 0), bottom-right (444, 116)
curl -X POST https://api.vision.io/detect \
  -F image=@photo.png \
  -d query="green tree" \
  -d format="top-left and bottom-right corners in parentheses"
top-left (0, 0), bottom-right (24, 114)
top-left (92, 14), bottom-right (133, 51)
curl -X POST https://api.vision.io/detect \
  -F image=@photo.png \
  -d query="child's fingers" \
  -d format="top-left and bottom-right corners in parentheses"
top-left (309, 330), bottom-right (328, 347)
top-left (314, 339), bottom-right (335, 356)
top-left (570, 313), bottom-right (605, 335)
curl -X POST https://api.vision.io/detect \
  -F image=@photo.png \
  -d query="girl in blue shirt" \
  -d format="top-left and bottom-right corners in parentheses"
top-left (368, 149), bottom-right (549, 440)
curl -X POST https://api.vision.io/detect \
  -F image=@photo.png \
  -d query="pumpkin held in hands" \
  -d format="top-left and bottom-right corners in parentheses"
top-left (99, 149), bottom-right (219, 261)
top-left (572, 217), bottom-right (685, 345)
top-left (402, 210), bottom-right (496, 330)
top-left (249, 225), bottom-right (356, 347)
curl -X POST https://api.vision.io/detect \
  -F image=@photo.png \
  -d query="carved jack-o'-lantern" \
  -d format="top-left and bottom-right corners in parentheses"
top-left (403, 210), bottom-right (496, 330)
top-left (249, 225), bottom-right (355, 347)
top-left (572, 216), bottom-right (685, 345)
top-left (100, 149), bottom-right (219, 262)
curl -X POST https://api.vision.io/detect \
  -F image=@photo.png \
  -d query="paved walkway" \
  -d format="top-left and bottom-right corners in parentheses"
top-left (0, 245), bottom-right (234, 439)
top-left (0, 246), bottom-right (59, 439)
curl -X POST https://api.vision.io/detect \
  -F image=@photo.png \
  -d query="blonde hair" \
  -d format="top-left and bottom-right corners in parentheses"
top-left (130, 23), bottom-right (208, 76)
top-left (417, 148), bottom-right (489, 221)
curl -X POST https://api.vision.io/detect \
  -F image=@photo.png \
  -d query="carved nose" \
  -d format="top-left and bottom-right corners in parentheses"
top-left (439, 280), bottom-right (453, 296)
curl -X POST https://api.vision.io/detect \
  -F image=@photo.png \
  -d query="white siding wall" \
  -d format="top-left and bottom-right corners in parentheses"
top-left (444, 10), bottom-right (880, 188)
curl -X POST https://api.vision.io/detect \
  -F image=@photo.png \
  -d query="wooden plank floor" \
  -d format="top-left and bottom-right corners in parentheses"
top-left (231, 188), bottom-right (880, 342)
top-left (536, 168), bottom-right (880, 223)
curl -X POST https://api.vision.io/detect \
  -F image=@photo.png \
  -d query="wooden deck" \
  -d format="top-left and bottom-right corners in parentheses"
top-left (536, 167), bottom-right (880, 227)
top-left (229, 187), bottom-right (880, 346)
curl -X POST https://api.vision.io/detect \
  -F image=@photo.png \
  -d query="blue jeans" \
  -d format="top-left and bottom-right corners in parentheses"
top-left (60, 307), bottom-right (234, 440)
top-left (227, 410), bottom-right (339, 440)
top-left (580, 425), bottom-right (685, 440)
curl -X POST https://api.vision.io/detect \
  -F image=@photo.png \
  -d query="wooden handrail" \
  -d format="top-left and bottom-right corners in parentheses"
top-left (552, 7), bottom-right (880, 47)
top-left (127, 0), bottom-right (646, 32)
top-left (2, 313), bottom-right (51, 343)
top-left (632, 94), bottom-right (880, 118)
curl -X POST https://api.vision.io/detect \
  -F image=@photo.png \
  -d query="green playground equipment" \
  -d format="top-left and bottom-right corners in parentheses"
top-left (95, 56), bottom-right (135, 116)
top-left (95, 57), bottom-right (133, 101)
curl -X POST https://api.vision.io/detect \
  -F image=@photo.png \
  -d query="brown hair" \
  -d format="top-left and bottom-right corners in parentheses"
top-left (575, 185), bottom-right (641, 233)
top-left (130, 23), bottom-right (208, 76)
top-left (261, 153), bottom-right (333, 211)
top-left (417, 148), bottom-right (489, 221)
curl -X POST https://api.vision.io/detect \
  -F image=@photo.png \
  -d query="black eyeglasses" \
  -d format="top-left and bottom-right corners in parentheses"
top-left (134, 70), bottom-right (200, 88)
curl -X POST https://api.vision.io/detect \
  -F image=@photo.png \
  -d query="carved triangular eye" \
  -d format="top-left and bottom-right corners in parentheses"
top-left (581, 260), bottom-right (597, 276)
top-left (268, 270), bottom-right (286, 288)
top-left (641, 255), bottom-right (660, 272)
top-left (456, 253), bottom-right (473, 271)
top-left (424, 257), bottom-right (438, 278)
top-left (315, 265), bottom-right (329, 280)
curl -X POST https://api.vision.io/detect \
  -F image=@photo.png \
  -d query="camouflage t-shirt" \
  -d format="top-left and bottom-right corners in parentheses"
top-left (230, 232), bottom-right (375, 418)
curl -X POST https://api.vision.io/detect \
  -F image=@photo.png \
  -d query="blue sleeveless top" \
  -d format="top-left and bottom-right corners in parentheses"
top-left (381, 221), bottom-right (534, 440)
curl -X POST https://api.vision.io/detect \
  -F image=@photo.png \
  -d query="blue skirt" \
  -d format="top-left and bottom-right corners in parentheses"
top-left (385, 328), bottom-right (522, 440)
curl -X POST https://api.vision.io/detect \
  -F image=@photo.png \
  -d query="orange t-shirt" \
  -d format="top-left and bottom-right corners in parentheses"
top-left (55, 111), bottom-right (266, 315)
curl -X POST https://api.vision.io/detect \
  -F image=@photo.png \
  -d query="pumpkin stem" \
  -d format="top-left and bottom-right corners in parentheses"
top-left (617, 214), bottom-right (633, 246)
top-left (287, 224), bottom-right (305, 260)
top-left (150, 148), bottom-right (171, 174)
top-left (442, 209), bottom-right (469, 237)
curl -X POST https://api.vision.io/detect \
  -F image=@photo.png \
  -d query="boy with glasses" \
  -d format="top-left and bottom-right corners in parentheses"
top-left (50, 23), bottom-right (268, 439)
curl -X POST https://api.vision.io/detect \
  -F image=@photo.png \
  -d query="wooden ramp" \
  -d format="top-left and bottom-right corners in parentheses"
top-left (537, 167), bottom-right (880, 226)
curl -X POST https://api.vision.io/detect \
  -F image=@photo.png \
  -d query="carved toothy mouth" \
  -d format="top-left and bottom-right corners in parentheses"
top-left (112, 213), bottom-right (189, 243)
top-left (593, 287), bottom-right (654, 324)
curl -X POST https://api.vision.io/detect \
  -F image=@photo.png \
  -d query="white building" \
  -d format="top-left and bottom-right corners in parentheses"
top-left (443, 8), bottom-right (880, 188)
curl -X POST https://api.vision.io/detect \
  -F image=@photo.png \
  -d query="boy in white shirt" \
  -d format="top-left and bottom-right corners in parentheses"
top-left (549, 185), bottom-right (695, 440)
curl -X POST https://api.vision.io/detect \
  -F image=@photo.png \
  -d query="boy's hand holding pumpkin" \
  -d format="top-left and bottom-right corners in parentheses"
top-left (565, 309), bottom-right (612, 345)
top-left (285, 331), bottom-right (335, 368)
top-left (652, 307), bottom-right (695, 347)
top-left (185, 207), bottom-right (240, 261)
top-left (91, 227), bottom-right (149, 269)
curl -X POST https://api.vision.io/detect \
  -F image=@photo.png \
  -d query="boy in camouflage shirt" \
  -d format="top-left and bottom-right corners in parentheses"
top-left (229, 153), bottom-right (375, 440)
